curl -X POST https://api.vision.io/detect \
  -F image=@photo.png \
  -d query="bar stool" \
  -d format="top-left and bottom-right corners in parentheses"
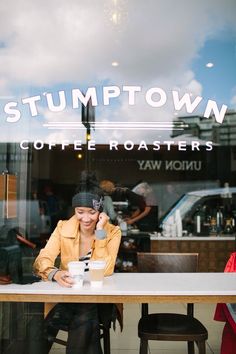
top-left (137, 253), bottom-right (208, 354)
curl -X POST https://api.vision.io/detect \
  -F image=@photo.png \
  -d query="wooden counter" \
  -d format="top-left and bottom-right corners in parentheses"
top-left (150, 235), bottom-right (236, 272)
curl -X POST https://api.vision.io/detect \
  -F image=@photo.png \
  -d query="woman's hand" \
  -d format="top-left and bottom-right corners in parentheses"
top-left (53, 270), bottom-right (74, 288)
top-left (96, 212), bottom-right (109, 230)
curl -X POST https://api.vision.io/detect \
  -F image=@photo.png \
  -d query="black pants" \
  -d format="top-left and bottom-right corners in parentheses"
top-left (45, 303), bottom-right (113, 354)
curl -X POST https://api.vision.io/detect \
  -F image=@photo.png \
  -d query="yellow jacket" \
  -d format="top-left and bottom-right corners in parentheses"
top-left (34, 215), bottom-right (121, 280)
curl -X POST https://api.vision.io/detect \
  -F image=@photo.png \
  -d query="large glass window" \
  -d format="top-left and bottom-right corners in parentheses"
top-left (0, 2), bottom-right (236, 351)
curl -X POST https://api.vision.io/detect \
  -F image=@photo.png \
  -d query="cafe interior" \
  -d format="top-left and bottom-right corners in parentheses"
top-left (1, 1), bottom-right (236, 353)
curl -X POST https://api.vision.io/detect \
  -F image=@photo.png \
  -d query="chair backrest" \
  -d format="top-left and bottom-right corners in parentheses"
top-left (137, 252), bottom-right (199, 273)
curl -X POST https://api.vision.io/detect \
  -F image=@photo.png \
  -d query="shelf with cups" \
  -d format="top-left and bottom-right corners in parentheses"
top-left (115, 231), bottom-right (151, 273)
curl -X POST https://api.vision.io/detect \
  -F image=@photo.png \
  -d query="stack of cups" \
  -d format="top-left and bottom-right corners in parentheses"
top-left (89, 260), bottom-right (106, 288)
top-left (68, 261), bottom-right (85, 288)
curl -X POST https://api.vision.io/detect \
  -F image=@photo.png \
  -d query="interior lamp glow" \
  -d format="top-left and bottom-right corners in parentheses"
top-left (112, 61), bottom-right (119, 67)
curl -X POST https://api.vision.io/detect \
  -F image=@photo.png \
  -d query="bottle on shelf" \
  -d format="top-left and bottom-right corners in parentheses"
top-left (209, 216), bottom-right (217, 235)
top-left (175, 209), bottom-right (182, 237)
top-left (223, 202), bottom-right (235, 234)
top-left (224, 218), bottom-right (233, 234)
top-left (221, 182), bottom-right (232, 199)
top-left (201, 205), bottom-right (211, 235)
top-left (216, 207), bottom-right (224, 234)
top-left (194, 207), bottom-right (202, 235)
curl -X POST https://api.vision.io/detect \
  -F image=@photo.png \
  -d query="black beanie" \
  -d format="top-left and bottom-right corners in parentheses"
top-left (72, 192), bottom-right (104, 212)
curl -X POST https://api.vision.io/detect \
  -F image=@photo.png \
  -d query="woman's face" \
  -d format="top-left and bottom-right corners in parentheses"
top-left (75, 207), bottom-right (99, 231)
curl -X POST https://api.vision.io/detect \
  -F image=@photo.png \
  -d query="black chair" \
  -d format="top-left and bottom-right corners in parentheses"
top-left (137, 252), bottom-right (208, 354)
top-left (44, 303), bottom-right (111, 354)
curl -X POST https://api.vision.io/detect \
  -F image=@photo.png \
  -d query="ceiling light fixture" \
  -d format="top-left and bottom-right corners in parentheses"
top-left (206, 62), bottom-right (214, 68)
top-left (112, 61), bottom-right (119, 67)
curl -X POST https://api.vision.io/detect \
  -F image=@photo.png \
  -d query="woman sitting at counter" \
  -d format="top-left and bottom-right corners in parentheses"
top-left (33, 181), bottom-right (121, 354)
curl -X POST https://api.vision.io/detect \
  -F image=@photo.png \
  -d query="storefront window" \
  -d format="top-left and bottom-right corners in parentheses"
top-left (0, 0), bottom-right (234, 242)
top-left (0, 1), bottom-right (236, 352)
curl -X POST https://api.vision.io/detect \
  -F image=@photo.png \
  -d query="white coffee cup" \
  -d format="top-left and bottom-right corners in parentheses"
top-left (68, 261), bottom-right (85, 288)
top-left (89, 260), bottom-right (106, 288)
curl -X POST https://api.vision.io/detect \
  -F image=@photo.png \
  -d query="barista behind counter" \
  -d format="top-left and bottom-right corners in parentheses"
top-left (125, 182), bottom-right (158, 232)
top-left (101, 180), bottom-right (147, 226)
